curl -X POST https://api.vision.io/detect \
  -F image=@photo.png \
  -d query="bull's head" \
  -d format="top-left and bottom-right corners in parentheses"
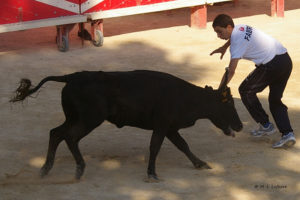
top-left (208, 69), bottom-right (243, 137)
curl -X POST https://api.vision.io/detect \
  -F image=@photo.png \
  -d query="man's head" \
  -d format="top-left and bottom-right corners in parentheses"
top-left (212, 14), bottom-right (235, 40)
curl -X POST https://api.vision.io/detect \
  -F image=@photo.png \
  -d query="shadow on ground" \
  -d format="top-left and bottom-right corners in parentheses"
top-left (0, 35), bottom-right (299, 200)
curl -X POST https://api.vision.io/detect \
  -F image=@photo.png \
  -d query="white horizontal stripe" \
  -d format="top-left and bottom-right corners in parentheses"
top-left (86, 0), bottom-right (232, 19)
top-left (0, 15), bottom-right (87, 33)
top-left (35, 0), bottom-right (80, 13)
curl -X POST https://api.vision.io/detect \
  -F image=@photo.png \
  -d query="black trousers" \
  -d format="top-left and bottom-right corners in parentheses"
top-left (238, 53), bottom-right (293, 135)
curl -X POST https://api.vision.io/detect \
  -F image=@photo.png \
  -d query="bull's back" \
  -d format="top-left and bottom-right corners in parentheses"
top-left (62, 70), bottom-right (201, 129)
top-left (110, 70), bottom-right (197, 97)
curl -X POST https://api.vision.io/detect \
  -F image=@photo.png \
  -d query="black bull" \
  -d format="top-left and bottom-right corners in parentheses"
top-left (10, 70), bottom-right (243, 181)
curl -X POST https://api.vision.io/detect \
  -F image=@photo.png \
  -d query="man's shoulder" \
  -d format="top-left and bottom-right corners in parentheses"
top-left (231, 25), bottom-right (247, 42)
top-left (233, 24), bottom-right (248, 35)
top-left (232, 24), bottom-right (254, 42)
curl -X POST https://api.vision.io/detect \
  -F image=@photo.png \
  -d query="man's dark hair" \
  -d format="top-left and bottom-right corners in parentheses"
top-left (212, 14), bottom-right (234, 28)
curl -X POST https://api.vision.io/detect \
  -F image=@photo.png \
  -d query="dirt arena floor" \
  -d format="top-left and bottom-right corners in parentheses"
top-left (1, 0), bottom-right (300, 199)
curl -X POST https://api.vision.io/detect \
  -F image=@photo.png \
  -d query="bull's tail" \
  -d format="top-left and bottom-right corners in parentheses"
top-left (10, 75), bottom-right (69, 102)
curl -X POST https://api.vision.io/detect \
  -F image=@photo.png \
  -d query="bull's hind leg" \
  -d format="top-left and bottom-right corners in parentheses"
top-left (40, 124), bottom-right (67, 178)
top-left (166, 131), bottom-right (211, 169)
top-left (65, 139), bottom-right (85, 180)
top-left (64, 120), bottom-right (104, 180)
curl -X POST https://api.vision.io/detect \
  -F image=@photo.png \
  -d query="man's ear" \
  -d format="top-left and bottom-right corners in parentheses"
top-left (226, 24), bottom-right (233, 31)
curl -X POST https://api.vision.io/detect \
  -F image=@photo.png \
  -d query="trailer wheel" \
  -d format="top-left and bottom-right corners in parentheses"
top-left (93, 30), bottom-right (104, 47)
top-left (57, 35), bottom-right (69, 52)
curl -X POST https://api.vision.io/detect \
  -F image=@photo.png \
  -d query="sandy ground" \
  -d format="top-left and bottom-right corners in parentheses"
top-left (1, 0), bottom-right (300, 200)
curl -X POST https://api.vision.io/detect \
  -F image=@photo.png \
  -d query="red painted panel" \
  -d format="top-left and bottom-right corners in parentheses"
top-left (20, 0), bottom-right (79, 21)
top-left (0, 0), bottom-right (22, 24)
top-left (83, 0), bottom-right (138, 13)
top-left (0, 0), bottom-right (80, 25)
top-left (110, 0), bottom-right (137, 9)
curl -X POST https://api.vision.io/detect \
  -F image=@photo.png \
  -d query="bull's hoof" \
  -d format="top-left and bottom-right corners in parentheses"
top-left (75, 164), bottom-right (85, 180)
top-left (75, 173), bottom-right (82, 180)
top-left (40, 170), bottom-right (47, 178)
top-left (40, 162), bottom-right (54, 178)
top-left (194, 162), bottom-right (212, 169)
top-left (40, 166), bottom-right (50, 178)
top-left (144, 174), bottom-right (162, 183)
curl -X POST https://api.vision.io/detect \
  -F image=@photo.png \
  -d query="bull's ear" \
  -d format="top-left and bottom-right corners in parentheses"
top-left (222, 90), bottom-right (228, 98)
top-left (219, 68), bottom-right (229, 91)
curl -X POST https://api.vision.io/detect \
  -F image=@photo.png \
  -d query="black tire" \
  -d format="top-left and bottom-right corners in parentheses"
top-left (92, 30), bottom-right (104, 47)
top-left (57, 35), bottom-right (69, 52)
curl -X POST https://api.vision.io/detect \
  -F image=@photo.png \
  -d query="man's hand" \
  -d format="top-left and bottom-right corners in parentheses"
top-left (218, 58), bottom-right (239, 89)
top-left (210, 46), bottom-right (227, 59)
top-left (210, 39), bottom-right (230, 59)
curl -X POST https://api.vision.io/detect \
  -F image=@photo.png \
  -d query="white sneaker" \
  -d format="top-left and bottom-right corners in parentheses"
top-left (250, 123), bottom-right (276, 137)
top-left (272, 132), bottom-right (296, 149)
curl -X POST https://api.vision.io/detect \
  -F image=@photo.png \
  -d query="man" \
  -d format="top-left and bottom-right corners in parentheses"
top-left (210, 14), bottom-right (296, 148)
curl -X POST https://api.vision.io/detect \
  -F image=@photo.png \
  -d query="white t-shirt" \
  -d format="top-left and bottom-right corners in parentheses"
top-left (230, 24), bottom-right (287, 65)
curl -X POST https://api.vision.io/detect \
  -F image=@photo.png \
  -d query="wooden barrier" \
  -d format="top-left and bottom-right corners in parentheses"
top-left (86, 0), bottom-right (233, 29)
top-left (271, 0), bottom-right (284, 17)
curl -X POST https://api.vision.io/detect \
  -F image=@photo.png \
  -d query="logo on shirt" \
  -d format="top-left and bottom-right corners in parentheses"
top-left (239, 27), bottom-right (245, 31)
top-left (244, 26), bottom-right (253, 41)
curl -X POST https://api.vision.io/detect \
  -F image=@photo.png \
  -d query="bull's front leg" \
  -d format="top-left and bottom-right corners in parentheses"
top-left (167, 131), bottom-right (211, 169)
top-left (146, 130), bottom-right (166, 182)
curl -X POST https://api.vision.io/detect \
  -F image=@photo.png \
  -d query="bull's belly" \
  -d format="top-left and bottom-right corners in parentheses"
top-left (106, 113), bottom-right (154, 130)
